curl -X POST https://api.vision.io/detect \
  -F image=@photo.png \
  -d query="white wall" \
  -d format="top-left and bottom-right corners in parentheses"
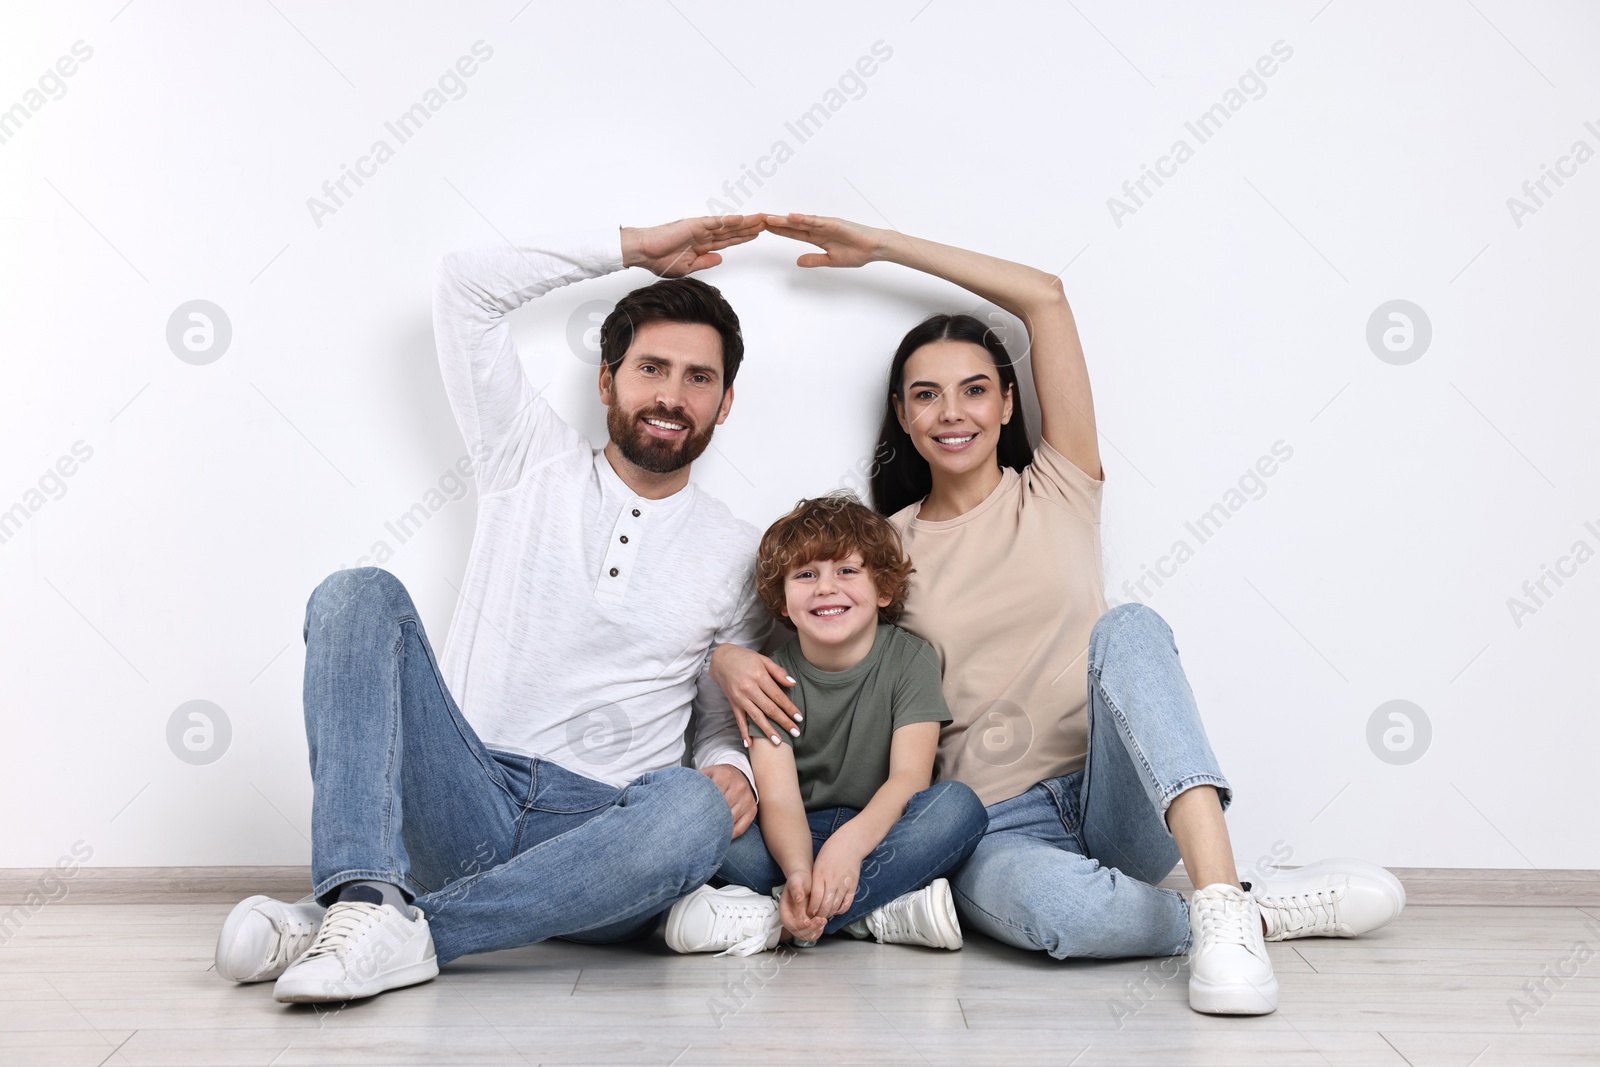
top-left (2, 0), bottom-right (1595, 871)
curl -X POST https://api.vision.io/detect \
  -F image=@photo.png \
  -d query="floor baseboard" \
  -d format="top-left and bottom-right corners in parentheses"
top-left (3, 865), bottom-right (1597, 906)
top-left (1157, 866), bottom-right (1600, 906)
top-left (0, 866), bottom-right (312, 905)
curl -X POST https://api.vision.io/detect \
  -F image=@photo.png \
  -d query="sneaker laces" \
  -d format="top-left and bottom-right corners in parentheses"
top-left (297, 901), bottom-right (386, 962)
top-left (865, 894), bottom-right (918, 944)
top-left (1256, 885), bottom-right (1343, 938)
top-left (708, 898), bottom-right (780, 958)
top-left (1192, 888), bottom-right (1263, 958)
top-left (266, 914), bottom-right (322, 971)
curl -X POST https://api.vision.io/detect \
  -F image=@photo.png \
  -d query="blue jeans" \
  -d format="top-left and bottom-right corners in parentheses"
top-left (301, 567), bottom-right (732, 965)
top-left (717, 780), bottom-right (988, 934)
top-left (951, 603), bottom-right (1231, 959)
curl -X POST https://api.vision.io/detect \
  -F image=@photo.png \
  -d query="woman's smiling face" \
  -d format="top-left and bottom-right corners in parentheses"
top-left (894, 340), bottom-right (1014, 482)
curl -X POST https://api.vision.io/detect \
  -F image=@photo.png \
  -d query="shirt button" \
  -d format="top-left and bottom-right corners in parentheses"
top-left (619, 535), bottom-right (629, 544)
top-left (609, 567), bottom-right (619, 577)
top-left (631, 508), bottom-right (641, 517)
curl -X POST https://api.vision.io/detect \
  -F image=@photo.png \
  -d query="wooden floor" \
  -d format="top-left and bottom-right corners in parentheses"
top-left (2, 870), bottom-right (1598, 1066)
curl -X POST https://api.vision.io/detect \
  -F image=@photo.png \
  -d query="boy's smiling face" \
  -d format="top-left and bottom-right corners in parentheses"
top-left (781, 551), bottom-right (891, 651)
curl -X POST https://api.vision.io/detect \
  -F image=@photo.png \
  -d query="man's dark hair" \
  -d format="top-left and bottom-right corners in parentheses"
top-left (598, 277), bottom-right (745, 389)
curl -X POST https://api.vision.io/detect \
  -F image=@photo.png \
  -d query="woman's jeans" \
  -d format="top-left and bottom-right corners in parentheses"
top-left (718, 781), bottom-right (989, 934)
top-left (301, 567), bottom-right (733, 966)
top-left (951, 603), bottom-right (1232, 959)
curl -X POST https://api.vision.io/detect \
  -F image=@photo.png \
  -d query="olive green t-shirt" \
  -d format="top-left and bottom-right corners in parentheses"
top-left (769, 623), bottom-right (952, 812)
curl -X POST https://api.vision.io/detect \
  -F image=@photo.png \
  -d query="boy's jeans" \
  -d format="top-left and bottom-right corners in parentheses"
top-left (301, 567), bottom-right (732, 965)
top-left (951, 603), bottom-right (1232, 959)
top-left (718, 780), bottom-right (988, 934)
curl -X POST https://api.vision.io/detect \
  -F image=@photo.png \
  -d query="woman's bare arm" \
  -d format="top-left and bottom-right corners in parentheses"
top-left (764, 213), bottom-right (1102, 480)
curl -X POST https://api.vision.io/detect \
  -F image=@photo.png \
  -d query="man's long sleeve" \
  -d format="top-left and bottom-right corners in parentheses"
top-left (431, 232), bottom-right (625, 494)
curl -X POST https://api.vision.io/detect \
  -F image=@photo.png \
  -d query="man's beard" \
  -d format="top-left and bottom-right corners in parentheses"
top-left (607, 402), bottom-right (717, 475)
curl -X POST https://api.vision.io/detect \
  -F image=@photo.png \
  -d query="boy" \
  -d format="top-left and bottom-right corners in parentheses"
top-left (664, 494), bottom-right (988, 956)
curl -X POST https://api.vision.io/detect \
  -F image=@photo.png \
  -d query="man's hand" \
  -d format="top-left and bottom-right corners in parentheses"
top-left (701, 763), bottom-right (757, 839)
top-left (710, 643), bottom-right (801, 748)
top-left (621, 215), bottom-right (766, 278)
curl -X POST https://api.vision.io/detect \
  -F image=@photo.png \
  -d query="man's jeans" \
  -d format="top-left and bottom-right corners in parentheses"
top-left (301, 567), bottom-right (732, 965)
top-left (718, 781), bottom-right (988, 934)
top-left (951, 603), bottom-right (1232, 959)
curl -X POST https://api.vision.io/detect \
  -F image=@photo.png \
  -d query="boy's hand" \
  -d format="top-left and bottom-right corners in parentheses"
top-left (620, 215), bottom-right (765, 278)
top-left (809, 839), bottom-right (863, 921)
top-left (780, 873), bottom-right (825, 942)
top-left (710, 644), bottom-right (801, 747)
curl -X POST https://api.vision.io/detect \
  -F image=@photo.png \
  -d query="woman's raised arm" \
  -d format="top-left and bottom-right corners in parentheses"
top-left (764, 213), bottom-right (1101, 480)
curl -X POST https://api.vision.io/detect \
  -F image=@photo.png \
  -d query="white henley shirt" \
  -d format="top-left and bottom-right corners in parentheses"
top-left (430, 230), bottom-right (766, 789)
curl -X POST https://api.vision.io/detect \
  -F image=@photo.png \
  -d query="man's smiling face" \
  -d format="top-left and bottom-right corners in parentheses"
top-left (600, 320), bottom-right (733, 475)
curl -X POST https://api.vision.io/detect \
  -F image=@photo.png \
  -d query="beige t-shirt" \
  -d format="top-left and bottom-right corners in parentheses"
top-left (889, 440), bottom-right (1107, 807)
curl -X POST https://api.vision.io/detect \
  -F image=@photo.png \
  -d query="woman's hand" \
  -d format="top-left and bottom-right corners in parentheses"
top-left (620, 215), bottom-right (766, 278)
top-left (763, 213), bottom-right (887, 269)
top-left (809, 838), bottom-right (863, 921)
top-left (779, 872), bottom-right (826, 943)
top-left (710, 644), bottom-right (802, 747)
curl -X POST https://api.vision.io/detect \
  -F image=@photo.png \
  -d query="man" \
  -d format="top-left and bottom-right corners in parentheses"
top-left (214, 215), bottom-right (773, 1002)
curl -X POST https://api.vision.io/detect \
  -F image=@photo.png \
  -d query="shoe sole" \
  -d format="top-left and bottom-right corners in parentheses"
top-left (1189, 973), bottom-right (1279, 1015)
top-left (926, 879), bottom-right (963, 951)
top-left (273, 958), bottom-right (440, 1003)
top-left (663, 890), bottom-right (704, 954)
top-left (215, 895), bottom-right (275, 983)
top-left (865, 879), bottom-right (964, 950)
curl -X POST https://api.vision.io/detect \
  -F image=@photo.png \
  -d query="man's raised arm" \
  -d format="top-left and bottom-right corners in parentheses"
top-left (431, 217), bottom-right (766, 494)
top-left (431, 231), bottom-right (625, 494)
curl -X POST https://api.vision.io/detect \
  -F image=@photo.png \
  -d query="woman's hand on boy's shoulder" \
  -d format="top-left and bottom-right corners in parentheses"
top-left (710, 644), bottom-right (802, 747)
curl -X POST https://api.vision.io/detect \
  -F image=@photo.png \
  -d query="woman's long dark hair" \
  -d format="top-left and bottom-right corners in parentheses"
top-left (870, 313), bottom-right (1034, 516)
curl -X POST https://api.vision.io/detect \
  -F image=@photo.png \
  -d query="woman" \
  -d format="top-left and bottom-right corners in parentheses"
top-left (711, 213), bottom-right (1406, 1015)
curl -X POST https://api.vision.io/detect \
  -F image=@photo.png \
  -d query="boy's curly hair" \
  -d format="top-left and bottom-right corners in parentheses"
top-left (756, 492), bottom-right (914, 629)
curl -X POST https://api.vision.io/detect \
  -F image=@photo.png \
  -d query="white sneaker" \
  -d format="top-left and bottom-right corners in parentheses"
top-left (1250, 859), bottom-right (1406, 940)
top-left (272, 900), bottom-right (438, 1003)
top-left (215, 895), bottom-right (326, 983)
top-left (1187, 883), bottom-right (1278, 1015)
top-left (664, 885), bottom-right (782, 957)
top-left (855, 879), bottom-right (963, 950)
